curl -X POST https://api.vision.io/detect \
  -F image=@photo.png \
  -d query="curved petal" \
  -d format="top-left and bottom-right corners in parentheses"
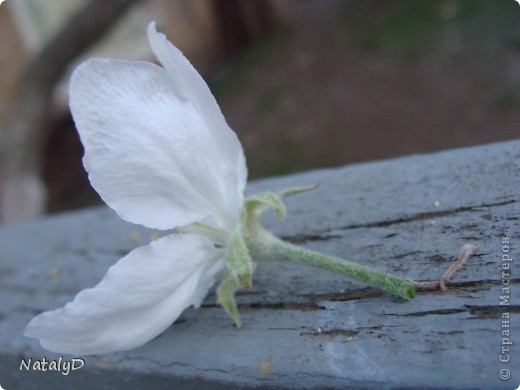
top-left (147, 23), bottom-right (248, 213)
top-left (191, 256), bottom-right (226, 308)
top-left (70, 57), bottom-right (244, 231)
top-left (24, 234), bottom-right (225, 355)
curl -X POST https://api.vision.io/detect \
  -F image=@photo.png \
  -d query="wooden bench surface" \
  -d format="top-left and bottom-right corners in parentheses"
top-left (0, 140), bottom-right (518, 389)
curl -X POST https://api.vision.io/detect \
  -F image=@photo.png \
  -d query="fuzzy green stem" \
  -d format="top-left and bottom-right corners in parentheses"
top-left (246, 227), bottom-right (416, 300)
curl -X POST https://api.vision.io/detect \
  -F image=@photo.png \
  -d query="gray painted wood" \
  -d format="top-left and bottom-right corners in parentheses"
top-left (0, 140), bottom-right (518, 389)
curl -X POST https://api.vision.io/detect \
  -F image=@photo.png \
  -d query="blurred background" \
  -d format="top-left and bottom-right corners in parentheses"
top-left (0, 0), bottom-right (519, 224)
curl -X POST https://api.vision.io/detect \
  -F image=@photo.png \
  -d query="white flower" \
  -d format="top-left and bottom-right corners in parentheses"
top-left (24, 23), bottom-right (248, 355)
top-left (24, 22), bottom-right (419, 357)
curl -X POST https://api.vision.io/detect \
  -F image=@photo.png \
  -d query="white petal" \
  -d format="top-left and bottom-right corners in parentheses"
top-left (147, 23), bottom-right (247, 213)
top-left (24, 234), bottom-right (224, 355)
top-left (190, 256), bottom-right (227, 308)
top-left (70, 56), bottom-right (244, 231)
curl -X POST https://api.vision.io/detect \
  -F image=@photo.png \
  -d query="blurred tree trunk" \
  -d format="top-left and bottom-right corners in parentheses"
top-left (0, 0), bottom-right (141, 223)
top-left (212, 0), bottom-right (276, 56)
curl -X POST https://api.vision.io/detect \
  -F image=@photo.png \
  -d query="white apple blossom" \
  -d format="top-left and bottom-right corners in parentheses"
top-left (24, 23), bottom-right (248, 355)
top-left (24, 23), bottom-right (416, 356)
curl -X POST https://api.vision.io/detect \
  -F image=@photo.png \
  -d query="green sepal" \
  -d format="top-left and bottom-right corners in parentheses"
top-left (217, 272), bottom-right (242, 328)
top-left (244, 192), bottom-right (286, 222)
top-left (226, 230), bottom-right (252, 288)
top-left (243, 184), bottom-right (320, 224)
top-left (279, 183), bottom-right (320, 198)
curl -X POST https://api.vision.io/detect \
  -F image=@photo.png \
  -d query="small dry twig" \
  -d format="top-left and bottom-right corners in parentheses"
top-left (413, 244), bottom-right (480, 292)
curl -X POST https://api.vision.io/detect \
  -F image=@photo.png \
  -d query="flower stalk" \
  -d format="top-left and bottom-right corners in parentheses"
top-left (248, 227), bottom-right (416, 300)
top-left (213, 186), bottom-right (416, 329)
top-left (241, 190), bottom-right (416, 301)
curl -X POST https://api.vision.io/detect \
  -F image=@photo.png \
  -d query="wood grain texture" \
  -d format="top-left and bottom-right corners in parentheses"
top-left (0, 140), bottom-right (518, 389)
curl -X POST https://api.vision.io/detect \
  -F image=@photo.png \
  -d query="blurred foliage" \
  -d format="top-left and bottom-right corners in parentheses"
top-left (209, 26), bottom-right (293, 101)
top-left (494, 89), bottom-right (520, 109)
top-left (211, 0), bottom-right (520, 108)
top-left (339, 0), bottom-right (520, 58)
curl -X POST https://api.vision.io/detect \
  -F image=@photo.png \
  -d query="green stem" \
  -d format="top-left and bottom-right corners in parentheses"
top-left (246, 227), bottom-right (416, 300)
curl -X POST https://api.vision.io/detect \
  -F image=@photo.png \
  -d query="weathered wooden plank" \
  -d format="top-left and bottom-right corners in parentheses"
top-left (0, 140), bottom-right (518, 389)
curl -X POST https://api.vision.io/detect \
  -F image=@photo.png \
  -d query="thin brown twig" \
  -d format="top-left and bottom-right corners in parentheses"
top-left (413, 244), bottom-right (480, 292)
